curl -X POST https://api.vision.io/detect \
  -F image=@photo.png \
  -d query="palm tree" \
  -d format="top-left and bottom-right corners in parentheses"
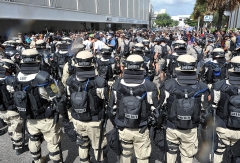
top-left (207, 0), bottom-right (240, 30)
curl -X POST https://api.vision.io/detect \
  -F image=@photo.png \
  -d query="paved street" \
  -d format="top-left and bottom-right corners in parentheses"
top-left (0, 77), bottom-right (163, 163)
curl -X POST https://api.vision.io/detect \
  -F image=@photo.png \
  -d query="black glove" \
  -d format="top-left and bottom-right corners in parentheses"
top-left (54, 95), bottom-right (69, 120)
top-left (62, 119), bottom-right (77, 142)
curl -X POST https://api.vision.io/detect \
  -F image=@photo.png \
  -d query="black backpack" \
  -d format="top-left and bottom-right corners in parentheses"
top-left (123, 41), bottom-right (131, 57)
top-left (203, 62), bottom-right (226, 83)
top-left (229, 40), bottom-right (236, 51)
top-left (97, 58), bottom-right (114, 81)
top-left (160, 45), bottom-right (168, 59)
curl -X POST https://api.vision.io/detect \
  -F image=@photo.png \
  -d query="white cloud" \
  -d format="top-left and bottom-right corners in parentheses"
top-left (151, 0), bottom-right (195, 15)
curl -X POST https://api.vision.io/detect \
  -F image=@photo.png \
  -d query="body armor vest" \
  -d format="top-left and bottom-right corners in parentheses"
top-left (13, 71), bottom-right (54, 119)
top-left (0, 76), bottom-right (15, 111)
top-left (114, 79), bottom-right (150, 128)
top-left (164, 55), bottom-right (178, 80)
top-left (203, 61), bottom-right (226, 84)
top-left (67, 75), bottom-right (104, 122)
top-left (165, 79), bottom-right (207, 129)
top-left (97, 58), bottom-right (114, 81)
top-left (53, 51), bottom-right (69, 78)
top-left (215, 80), bottom-right (240, 129)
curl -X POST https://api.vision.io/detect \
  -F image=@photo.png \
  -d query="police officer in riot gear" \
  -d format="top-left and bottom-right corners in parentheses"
top-left (61, 44), bottom-right (85, 87)
top-left (160, 54), bottom-right (209, 163)
top-left (108, 54), bottom-right (159, 163)
top-left (96, 45), bottom-right (116, 85)
top-left (143, 39), bottom-right (155, 81)
top-left (161, 40), bottom-right (187, 81)
top-left (0, 58), bottom-right (26, 155)
top-left (201, 48), bottom-right (228, 88)
top-left (51, 39), bottom-right (72, 80)
top-left (66, 50), bottom-right (109, 163)
top-left (212, 56), bottom-right (240, 163)
top-left (35, 40), bottom-right (52, 74)
top-left (13, 49), bottom-right (63, 163)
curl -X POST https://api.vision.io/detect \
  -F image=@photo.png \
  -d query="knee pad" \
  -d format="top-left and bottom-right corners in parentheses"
top-left (167, 141), bottom-right (178, 155)
top-left (76, 134), bottom-right (90, 147)
top-left (30, 134), bottom-right (43, 143)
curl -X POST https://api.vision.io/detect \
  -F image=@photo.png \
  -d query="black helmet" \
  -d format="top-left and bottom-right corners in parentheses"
top-left (159, 37), bottom-right (165, 43)
top-left (182, 36), bottom-right (188, 42)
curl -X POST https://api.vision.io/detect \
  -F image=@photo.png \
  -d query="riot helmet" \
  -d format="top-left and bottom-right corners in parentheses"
top-left (35, 40), bottom-right (46, 50)
top-left (0, 58), bottom-right (16, 77)
top-left (101, 45), bottom-right (112, 59)
top-left (212, 48), bottom-right (225, 58)
top-left (74, 51), bottom-right (94, 68)
top-left (175, 54), bottom-right (197, 84)
top-left (173, 40), bottom-right (187, 55)
top-left (21, 49), bottom-right (41, 64)
top-left (142, 39), bottom-right (150, 46)
top-left (133, 43), bottom-right (144, 54)
top-left (228, 56), bottom-right (240, 85)
top-left (182, 36), bottom-right (188, 42)
top-left (175, 54), bottom-right (196, 72)
top-left (125, 54), bottom-right (144, 70)
top-left (74, 51), bottom-right (96, 78)
top-left (229, 56), bottom-right (240, 73)
top-left (20, 49), bottom-right (41, 74)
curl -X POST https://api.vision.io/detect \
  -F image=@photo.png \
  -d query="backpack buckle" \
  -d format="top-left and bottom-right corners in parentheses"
top-left (184, 89), bottom-right (188, 99)
top-left (130, 88), bottom-right (133, 96)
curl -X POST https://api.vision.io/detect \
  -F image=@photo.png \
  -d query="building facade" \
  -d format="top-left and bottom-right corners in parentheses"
top-left (0, 0), bottom-right (150, 36)
top-left (228, 6), bottom-right (240, 29)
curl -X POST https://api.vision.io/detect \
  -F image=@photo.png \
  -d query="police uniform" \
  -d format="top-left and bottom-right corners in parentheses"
top-left (212, 56), bottom-right (240, 163)
top-left (13, 49), bottom-right (63, 163)
top-left (201, 48), bottom-right (227, 89)
top-left (0, 59), bottom-right (25, 155)
top-left (96, 45), bottom-right (116, 86)
top-left (61, 44), bottom-right (85, 87)
top-left (143, 40), bottom-right (155, 81)
top-left (66, 51), bottom-right (108, 163)
top-left (108, 54), bottom-right (159, 163)
top-left (162, 40), bottom-right (187, 80)
top-left (160, 55), bottom-right (209, 163)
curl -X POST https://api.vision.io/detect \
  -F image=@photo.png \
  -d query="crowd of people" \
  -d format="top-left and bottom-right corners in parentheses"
top-left (0, 26), bottom-right (240, 163)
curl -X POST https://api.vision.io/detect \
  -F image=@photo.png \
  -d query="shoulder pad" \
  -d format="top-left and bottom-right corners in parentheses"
top-left (5, 76), bottom-right (16, 86)
top-left (198, 81), bottom-right (208, 90)
top-left (144, 56), bottom-right (150, 62)
top-left (94, 76), bottom-right (106, 88)
top-left (212, 80), bottom-right (226, 91)
top-left (164, 79), bottom-right (175, 91)
top-left (66, 75), bottom-right (75, 86)
top-left (112, 78), bottom-right (121, 90)
top-left (34, 71), bottom-right (51, 85)
top-left (143, 79), bottom-right (156, 91)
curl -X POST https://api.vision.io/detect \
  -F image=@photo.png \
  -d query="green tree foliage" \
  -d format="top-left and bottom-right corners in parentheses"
top-left (155, 13), bottom-right (179, 27)
top-left (184, 18), bottom-right (198, 27)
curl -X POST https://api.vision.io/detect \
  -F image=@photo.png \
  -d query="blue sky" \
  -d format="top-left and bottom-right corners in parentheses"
top-left (151, 0), bottom-right (196, 16)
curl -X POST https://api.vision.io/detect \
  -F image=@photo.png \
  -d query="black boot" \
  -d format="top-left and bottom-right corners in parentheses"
top-left (16, 145), bottom-right (29, 155)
